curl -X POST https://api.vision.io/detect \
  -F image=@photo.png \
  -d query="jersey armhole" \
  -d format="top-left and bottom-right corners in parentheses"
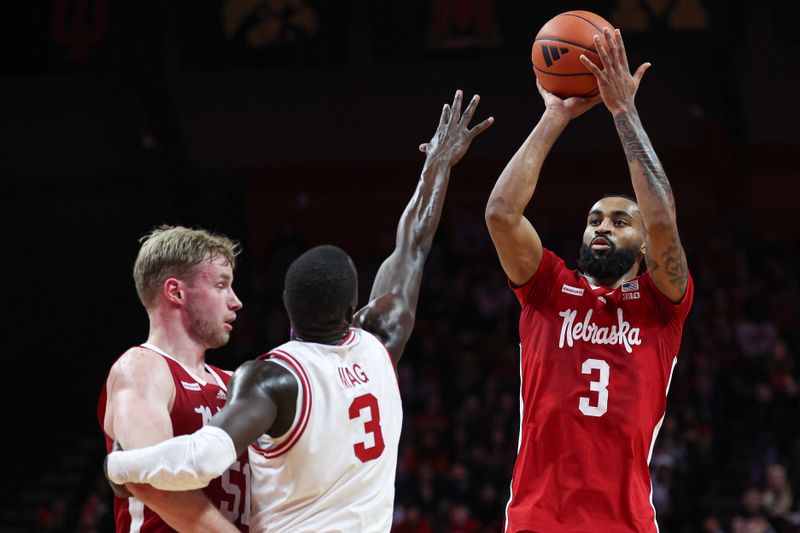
top-left (641, 270), bottom-right (695, 325)
top-left (250, 351), bottom-right (312, 459)
top-left (100, 348), bottom-right (177, 438)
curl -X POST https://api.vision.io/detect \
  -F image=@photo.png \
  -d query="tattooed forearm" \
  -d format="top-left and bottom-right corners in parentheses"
top-left (614, 112), bottom-right (674, 210)
top-left (661, 242), bottom-right (688, 291)
top-left (619, 111), bottom-right (687, 299)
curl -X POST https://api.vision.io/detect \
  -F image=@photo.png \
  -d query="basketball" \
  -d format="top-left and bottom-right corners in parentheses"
top-left (532, 11), bottom-right (614, 98)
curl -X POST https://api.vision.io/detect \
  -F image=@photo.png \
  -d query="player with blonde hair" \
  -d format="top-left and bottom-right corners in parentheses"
top-left (99, 225), bottom-right (248, 532)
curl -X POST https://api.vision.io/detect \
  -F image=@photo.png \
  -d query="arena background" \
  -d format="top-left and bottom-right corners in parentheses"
top-left (2, 1), bottom-right (799, 531)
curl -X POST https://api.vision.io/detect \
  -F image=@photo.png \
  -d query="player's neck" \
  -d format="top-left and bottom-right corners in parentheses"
top-left (146, 318), bottom-right (207, 374)
top-left (583, 268), bottom-right (638, 290)
top-left (292, 325), bottom-right (349, 346)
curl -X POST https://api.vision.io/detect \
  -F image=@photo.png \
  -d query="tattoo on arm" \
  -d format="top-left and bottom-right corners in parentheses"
top-left (618, 113), bottom-right (687, 295)
top-left (646, 238), bottom-right (688, 292)
top-left (645, 250), bottom-right (660, 275)
top-left (614, 113), bottom-right (675, 211)
top-left (661, 241), bottom-right (688, 292)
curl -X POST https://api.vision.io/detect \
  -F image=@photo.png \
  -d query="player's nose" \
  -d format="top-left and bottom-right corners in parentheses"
top-left (230, 289), bottom-right (243, 311)
top-left (596, 218), bottom-right (613, 233)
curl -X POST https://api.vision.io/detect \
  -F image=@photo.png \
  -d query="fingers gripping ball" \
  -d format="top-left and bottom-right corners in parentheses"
top-left (532, 11), bottom-right (614, 98)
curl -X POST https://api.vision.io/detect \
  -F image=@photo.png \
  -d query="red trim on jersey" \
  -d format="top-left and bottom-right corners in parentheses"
top-left (97, 383), bottom-right (108, 429)
top-left (250, 350), bottom-right (312, 459)
top-left (338, 330), bottom-right (355, 346)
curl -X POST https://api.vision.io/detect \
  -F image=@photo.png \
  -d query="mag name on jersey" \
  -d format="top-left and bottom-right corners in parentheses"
top-left (337, 364), bottom-right (370, 389)
top-left (558, 308), bottom-right (642, 354)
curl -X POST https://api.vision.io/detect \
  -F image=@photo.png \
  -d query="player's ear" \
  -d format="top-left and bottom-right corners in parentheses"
top-left (345, 304), bottom-right (356, 325)
top-left (163, 278), bottom-right (183, 306)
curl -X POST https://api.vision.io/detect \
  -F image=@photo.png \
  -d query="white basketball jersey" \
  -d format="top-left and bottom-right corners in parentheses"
top-left (249, 328), bottom-right (402, 533)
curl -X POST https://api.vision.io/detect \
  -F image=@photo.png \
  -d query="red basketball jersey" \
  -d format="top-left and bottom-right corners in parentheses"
top-left (504, 249), bottom-right (693, 533)
top-left (98, 347), bottom-right (250, 532)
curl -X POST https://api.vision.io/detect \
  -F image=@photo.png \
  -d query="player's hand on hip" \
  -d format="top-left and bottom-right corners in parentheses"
top-left (419, 89), bottom-right (494, 167)
top-left (536, 79), bottom-right (601, 120)
top-left (579, 28), bottom-right (651, 116)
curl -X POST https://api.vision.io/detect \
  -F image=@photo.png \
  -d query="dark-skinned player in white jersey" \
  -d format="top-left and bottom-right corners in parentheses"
top-left (485, 29), bottom-right (693, 532)
top-left (106, 90), bottom-right (493, 532)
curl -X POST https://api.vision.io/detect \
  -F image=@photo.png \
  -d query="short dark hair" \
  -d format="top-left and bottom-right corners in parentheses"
top-left (284, 245), bottom-right (357, 331)
top-left (600, 192), bottom-right (638, 204)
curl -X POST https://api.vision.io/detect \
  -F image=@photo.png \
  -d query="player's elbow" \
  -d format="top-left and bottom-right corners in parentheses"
top-left (485, 199), bottom-right (519, 230)
top-left (643, 202), bottom-right (678, 227)
top-left (645, 215), bottom-right (678, 235)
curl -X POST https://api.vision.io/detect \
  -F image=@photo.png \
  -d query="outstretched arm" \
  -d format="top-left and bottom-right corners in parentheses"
top-left (106, 361), bottom-right (297, 491)
top-left (581, 28), bottom-right (688, 302)
top-left (355, 90), bottom-right (493, 364)
top-left (485, 82), bottom-right (600, 286)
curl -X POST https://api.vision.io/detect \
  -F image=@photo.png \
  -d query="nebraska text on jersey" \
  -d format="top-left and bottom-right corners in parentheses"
top-left (558, 307), bottom-right (642, 353)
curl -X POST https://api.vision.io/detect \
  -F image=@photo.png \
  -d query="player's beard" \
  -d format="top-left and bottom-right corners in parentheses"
top-left (187, 304), bottom-right (230, 349)
top-left (577, 241), bottom-right (639, 282)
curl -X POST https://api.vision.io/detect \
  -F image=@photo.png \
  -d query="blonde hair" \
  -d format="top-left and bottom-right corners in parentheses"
top-left (133, 225), bottom-right (241, 309)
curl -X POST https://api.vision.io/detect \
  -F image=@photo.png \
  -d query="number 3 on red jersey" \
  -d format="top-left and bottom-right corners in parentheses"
top-left (349, 393), bottom-right (386, 462)
top-left (579, 358), bottom-right (609, 417)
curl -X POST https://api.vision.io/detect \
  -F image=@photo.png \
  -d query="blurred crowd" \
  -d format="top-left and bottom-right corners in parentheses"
top-left (68, 211), bottom-right (799, 533)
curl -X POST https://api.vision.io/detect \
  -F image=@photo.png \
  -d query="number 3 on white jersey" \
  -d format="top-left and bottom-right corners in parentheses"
top-left (349, 393), bottom-right (385, 462)
top-left (579, 358), bottom-right (609, 417)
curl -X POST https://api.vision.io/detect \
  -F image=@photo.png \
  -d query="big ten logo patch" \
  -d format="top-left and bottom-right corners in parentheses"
top-left (613, 0), bottom-right (708, 32)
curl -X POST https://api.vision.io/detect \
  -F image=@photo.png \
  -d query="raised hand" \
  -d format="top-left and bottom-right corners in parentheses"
top-left (537, 79), bottom-right (601, 120)
top-left (579, 28), bottom-right (651, 116)
top-left (419, 90), bottom-right (494, 167)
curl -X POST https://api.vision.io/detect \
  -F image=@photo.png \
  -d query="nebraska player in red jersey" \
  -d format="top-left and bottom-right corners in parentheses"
top-left (98, 226), bottom-right (249, 532)
top-left (485, 29), bottom-right (693, 532)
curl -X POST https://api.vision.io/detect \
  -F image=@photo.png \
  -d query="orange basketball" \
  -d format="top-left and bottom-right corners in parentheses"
top-left (532, 11), bottom-right (614, 98)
